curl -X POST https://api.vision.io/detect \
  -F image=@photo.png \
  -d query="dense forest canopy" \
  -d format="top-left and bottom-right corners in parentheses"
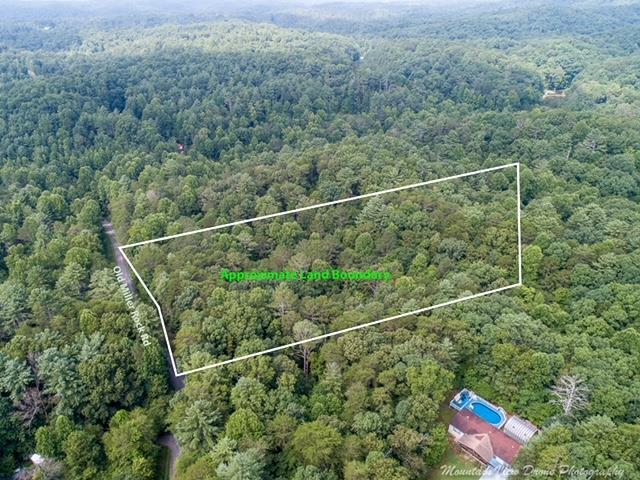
top-left (127, 168), bottom-right (520, 373)
top-left (0, 1), bottom-right (639, 479)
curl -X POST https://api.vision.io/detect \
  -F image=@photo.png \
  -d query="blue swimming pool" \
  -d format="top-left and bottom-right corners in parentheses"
top-left (449, 389), bottom-right (507, 429)
top-left (467, 400), bottom-right (506, 428)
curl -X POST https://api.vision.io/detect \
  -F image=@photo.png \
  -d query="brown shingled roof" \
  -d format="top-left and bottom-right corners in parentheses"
top-left (457, 433), bottom-right (494, 464)
top-left (451, 410), bottom-right (523, 465)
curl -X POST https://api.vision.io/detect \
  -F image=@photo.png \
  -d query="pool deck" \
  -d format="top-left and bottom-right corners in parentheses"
top-left (449, 389), bottom-right (507, 429)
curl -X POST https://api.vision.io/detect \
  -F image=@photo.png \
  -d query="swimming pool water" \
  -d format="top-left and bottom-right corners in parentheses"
top-left (468, 400), bottom-right (505, 427)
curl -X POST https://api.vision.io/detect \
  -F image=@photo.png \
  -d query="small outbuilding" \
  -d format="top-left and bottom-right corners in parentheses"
top-left (29, 454), bottom-right (45, 466)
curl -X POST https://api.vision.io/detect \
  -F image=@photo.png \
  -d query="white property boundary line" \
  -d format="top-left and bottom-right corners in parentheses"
top-left (119, 162), bottom-right (523, 377)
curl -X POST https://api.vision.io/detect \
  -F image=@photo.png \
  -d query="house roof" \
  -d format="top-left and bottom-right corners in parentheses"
top-left (451, 410), bottom-right (523, 465)
top-left (458, 433), bottom-right (494, 463)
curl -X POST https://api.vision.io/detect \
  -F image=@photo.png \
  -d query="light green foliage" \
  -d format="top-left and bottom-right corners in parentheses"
top-left (35, 415), bottom-right (74, 459)
top-left (345, 452), bottom-right (410, 480)
top-left (0, 281), bottom-right (29, 339)
top-left (288, 421), bottom-right (343, 469)
top-left (514, 418), bottom-right (640, 479)
top-left (406, 360), bottom-right (454, 403)
top-left (230, 378), bottom-right (268, 415)
top-left (38, 348), bottom-right (84, 416)
top-left (216, 449), bottom-right (265, 480)
top-left (225, 409), bottom-right (265, 444)
top-left (174, 400), bottom-right (222, 452)
top-left (523, 245), bottom-right (543, 284)
top-left (103, 408), bottom-right (160, 480)
top-left (292, 465), bottom-right (338, 480)
top-left (62, 427), bottom-right (104, 480)
top-left (0, 353), bottom-right (33, 403)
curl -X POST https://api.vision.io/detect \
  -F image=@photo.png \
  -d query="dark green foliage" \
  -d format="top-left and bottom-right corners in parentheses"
top-left (0, 396), bottom-right (24, 476)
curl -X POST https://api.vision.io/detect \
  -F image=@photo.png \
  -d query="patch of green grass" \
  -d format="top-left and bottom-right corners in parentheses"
top-left (430, 444), bottom-right (484, 480)
top-left (439, 400), bottom-right (457, 425)
top-left (157, 446), bottom-right (171, 480)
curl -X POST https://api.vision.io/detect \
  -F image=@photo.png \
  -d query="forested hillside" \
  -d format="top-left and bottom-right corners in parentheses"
top-left (0, 1), bottom-right (639, 479)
